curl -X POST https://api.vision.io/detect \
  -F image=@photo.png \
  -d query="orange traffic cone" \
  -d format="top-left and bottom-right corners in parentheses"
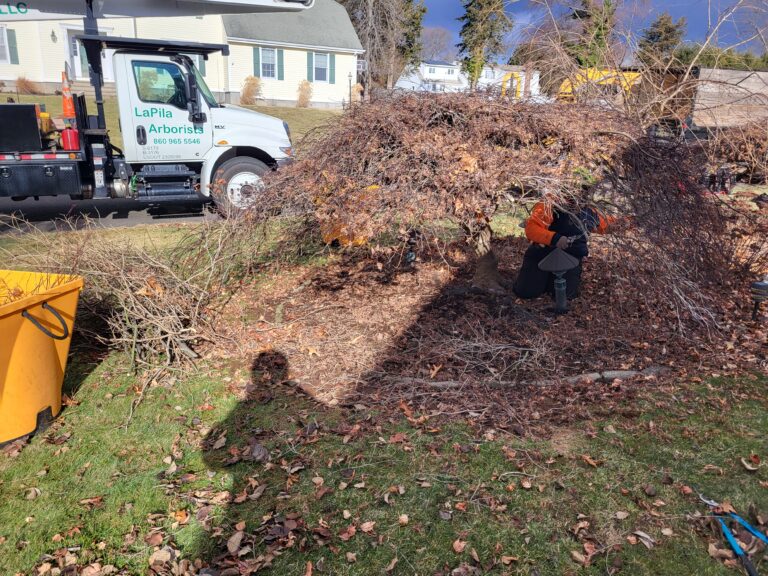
top-left (61, 71), bottom-right (75, 119)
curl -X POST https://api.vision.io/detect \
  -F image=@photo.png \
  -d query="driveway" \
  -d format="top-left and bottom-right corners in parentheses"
top-left (0, 196), bottom-right (217, 232)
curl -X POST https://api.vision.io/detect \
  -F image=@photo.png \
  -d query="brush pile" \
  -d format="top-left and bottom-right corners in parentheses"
top-left (709, 121), bottom-right (768, 183)
top-left (264, 92), bottom-right (755, 333)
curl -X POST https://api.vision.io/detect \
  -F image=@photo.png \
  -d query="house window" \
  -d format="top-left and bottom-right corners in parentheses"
top-left (485, 70), bottom-right (494, 79)
top-left (428, 66), bottom-right (436, 74)
top-left (0, 27), bottom-right (9, 65)
top-left (447, 68), bottom-right (455, 75)
top-left (261, 48), bottom-right (276, 79)
top-left (314, 52), bottom-right (329, 82)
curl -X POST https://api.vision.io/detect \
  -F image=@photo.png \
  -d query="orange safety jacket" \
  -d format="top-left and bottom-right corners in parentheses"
top-left (525, 202), bottom-right (613, 258)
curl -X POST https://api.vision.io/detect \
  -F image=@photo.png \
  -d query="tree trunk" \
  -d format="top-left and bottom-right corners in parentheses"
top-left (470, 223), bottom-right (505, 294)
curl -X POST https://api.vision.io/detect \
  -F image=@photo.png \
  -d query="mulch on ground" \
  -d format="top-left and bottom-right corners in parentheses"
top-left (210, 231), bottom-right (766, 434)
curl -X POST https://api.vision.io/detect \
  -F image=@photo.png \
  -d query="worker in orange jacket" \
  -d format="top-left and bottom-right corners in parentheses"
top-left (513, 202), bottom-right (613, 300)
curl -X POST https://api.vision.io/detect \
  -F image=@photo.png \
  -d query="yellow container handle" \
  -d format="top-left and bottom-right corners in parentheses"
top-left (22, 302), bottom-right (70, 341)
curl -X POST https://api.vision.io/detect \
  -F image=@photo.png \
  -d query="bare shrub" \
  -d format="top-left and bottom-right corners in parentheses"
top-left (264, 92), bottom-right (755, 334)
top-left (16, 77), bottom-right (44, 95)
top-left (240, 76), bottom-right (262, 105)
top-left (297, 80), bottom-right (312, 108)
top-left (0, 214), bottom-right (314, 369)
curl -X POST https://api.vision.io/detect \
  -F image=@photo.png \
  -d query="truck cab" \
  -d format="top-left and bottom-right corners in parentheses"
top-left (113, 41), bottom-right (294, 211)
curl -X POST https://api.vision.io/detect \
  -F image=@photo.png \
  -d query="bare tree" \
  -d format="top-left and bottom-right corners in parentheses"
top-left (421, 26), bottom-right (458, 61)
top-left (340, 0), bottom-right (425, 93)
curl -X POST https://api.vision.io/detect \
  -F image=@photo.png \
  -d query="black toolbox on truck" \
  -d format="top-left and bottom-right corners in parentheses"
top-left (0, 162), bottom-right (82, 199)
top-left (0, 104), bottom-right (43, 153)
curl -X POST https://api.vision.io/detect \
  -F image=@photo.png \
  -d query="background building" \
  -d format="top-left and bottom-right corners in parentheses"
top-left (0, 0), bottom-right (363, 108)
top-left (396, 61), bottom-right (543, 100)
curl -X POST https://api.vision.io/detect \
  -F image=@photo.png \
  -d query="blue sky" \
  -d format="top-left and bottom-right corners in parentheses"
top-left (422, 1), bottom-right (751, 49)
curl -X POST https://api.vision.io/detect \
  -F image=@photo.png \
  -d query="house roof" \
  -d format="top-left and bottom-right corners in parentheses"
top-left (423, 60), bottom-right (456, 67)
top-left (223, 0), bottom-right (363, 53)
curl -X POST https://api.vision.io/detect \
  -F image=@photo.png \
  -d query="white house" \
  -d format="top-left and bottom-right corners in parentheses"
top-left (0, 0), bottom-right (363, 107)
top-left (396, 60), bottom-right (543, 101)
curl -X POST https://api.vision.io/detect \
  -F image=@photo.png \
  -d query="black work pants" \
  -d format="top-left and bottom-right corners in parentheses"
top-left (513, 245), bottom-right (583, 300)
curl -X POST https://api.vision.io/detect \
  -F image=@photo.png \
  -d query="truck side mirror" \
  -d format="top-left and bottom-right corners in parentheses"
top-left (185, 72), bottom-right (207, 124)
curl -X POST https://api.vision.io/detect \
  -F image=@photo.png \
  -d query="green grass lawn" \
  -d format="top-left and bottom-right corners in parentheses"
top-left (1, 348), bottom-right (765, 574)
top-left (10, 94), bottom-right (338, 150)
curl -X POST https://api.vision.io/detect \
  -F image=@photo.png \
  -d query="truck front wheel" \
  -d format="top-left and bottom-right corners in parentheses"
top-left (211, 157), bottom-right (269, 215)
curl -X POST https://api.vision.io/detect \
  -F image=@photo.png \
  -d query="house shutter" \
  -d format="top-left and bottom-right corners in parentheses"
top-left (306, 52), bottom-right (314, 82)
top-left (277, 49), bottom-right (284, 81)
top-left (8, 29), bottom-right (19, 65)
top-left (329, 53), bottom-right (336, 84)
top-left (199, 55), bottom-right (206, 77)
top-left (253, 47), bottom-right (261, 77)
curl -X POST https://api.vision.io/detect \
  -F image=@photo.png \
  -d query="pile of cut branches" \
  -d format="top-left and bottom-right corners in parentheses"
top-left (709, 122), bottom-right (768, 183)
top-left (264, 93), bottom-right (752, 335)
top-left (0, 216), bottom-right (307, 369)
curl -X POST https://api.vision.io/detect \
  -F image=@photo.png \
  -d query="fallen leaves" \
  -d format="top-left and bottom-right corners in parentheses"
top-left (398, 514), bottom-right (409, 526)
top-left (360, 521), bottom-right (376, 534)
top-left (339, 525), bottom-right (356, 542)
top-left (226, 530), bottom-right (244, 555)
top-left (581, 454), bottom-right (601, 468)
top-left (740, 457), bottom-right (760, 472)
top-left (25, 487), bottom-right (41, 500)
top-left (78, 496), bottom-right (104, 510)
top-left (453, 539), bottom-right (467, 554)
top-left (614, 511), bottom-right (630, 520)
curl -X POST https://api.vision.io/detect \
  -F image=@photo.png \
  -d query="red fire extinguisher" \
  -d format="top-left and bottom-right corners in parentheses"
top-left (61, 124), bottom-right (80, 151)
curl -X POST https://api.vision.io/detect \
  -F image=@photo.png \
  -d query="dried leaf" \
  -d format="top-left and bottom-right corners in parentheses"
top-left (501, 555), bottom-right (519, 565)
top-left (570, 550), bottom-right (589, 566)
top-left (581, 454), bottom-right (601, 467)
top-left (741, 457), bottom-right (760, 472)
top-left (386, 557), bottom-right (399, 572)
top-left (360, 521), bottom-right (376, 534)
top-left (453, 539), bottom-right (467, 554)
top-left (633, 531), bottom-right (656, 549)
top-left (227, 531), bottom-right (244, 555)
top-left (339, 525), bottom-right (356, 541)
top-left (398, 514), bottom-right (409, 526)
top-left (708, 543), bottom-right (735, 560)
top-left (615, 511), bottom-right (630, 520)
top-left (346, 552), bottom-right (357, 563)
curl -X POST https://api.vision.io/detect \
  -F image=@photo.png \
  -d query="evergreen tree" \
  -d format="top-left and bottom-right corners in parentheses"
top-left (638, 12), bottom-right (686, 66)
top-left (675, 44), bottom-right (768, 71)
top-left (457, 0), bottom-right (512, 89)
top-left (566, 0), bottom-right (617, 68)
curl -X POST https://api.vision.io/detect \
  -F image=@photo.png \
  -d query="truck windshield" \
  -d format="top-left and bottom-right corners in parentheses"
top-left (193, 64), bottom-right (219, 108)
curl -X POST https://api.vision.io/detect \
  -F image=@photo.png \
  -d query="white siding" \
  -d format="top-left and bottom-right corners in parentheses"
top-left (134, 16), bottom-right (228, 93)
top-left (0, 15), bottom-right (360, 107)
top-left (229, 41), bottom-right (357, 106)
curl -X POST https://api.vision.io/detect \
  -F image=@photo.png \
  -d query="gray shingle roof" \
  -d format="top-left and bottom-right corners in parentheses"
top-left (223, 0), bottom-right (363, 52)
top-left (423, 60), bottom-right (456, 67)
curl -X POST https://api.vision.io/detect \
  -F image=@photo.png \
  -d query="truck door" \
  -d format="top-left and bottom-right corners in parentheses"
top-left (115, 53), bottom-right (213, 163)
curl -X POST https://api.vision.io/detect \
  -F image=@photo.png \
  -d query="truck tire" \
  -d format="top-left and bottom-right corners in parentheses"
top-left (211, 157), bottom-right (269, 216)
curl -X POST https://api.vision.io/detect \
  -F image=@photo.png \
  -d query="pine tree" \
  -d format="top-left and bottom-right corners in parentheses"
top-left (638, 12), bottom-right (686, 66)
top-left (567, 0), bottom-right (617, 68)
top-left (457, 0), bottom-right (512, 89)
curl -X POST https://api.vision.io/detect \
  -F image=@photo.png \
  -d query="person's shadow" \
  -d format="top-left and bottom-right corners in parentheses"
top-left (190, 350), bottom-right (310, 571)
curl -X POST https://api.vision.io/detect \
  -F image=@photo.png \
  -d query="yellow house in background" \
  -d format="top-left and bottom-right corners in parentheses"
top-left (0, 0), bottom-right (363, 108)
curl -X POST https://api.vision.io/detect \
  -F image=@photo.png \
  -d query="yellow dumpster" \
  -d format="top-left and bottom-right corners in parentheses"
top-left (0, 270), bottom-right (83, 445)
